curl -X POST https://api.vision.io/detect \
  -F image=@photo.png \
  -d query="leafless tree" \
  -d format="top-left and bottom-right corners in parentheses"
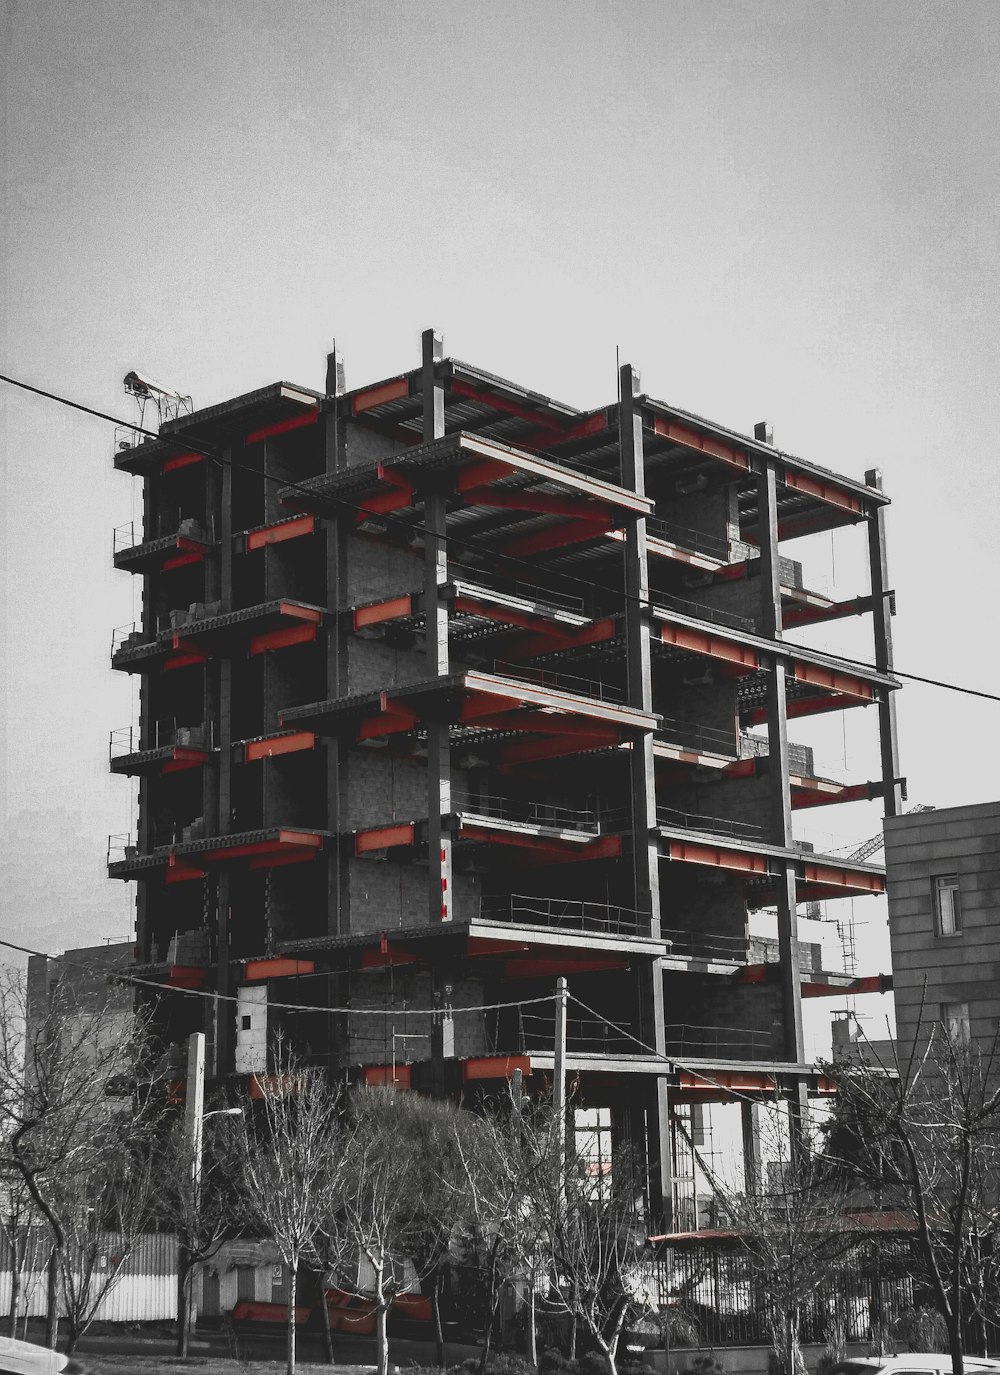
top-left (0, 963), bottom-right (163, 1350)
top-left (452, 1089), bottom-right (560, 1375)
top-left (533, 1148), bottom-right (656, 1375)
top-left (830, 1012), bottom-right (1000, 1375)
top-left (325, 1086), bottom-right (465, 1375)
top-left (0, 1175), bottom-right (45, 1339)
top-left (675, 1098), bottom-right (860, 1375)
top-left (153, 1113), bottom-right (244, 1357)
top-left (231, 1043), bottom-right (344, 1375)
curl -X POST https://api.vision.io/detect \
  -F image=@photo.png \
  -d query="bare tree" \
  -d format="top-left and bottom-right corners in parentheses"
top-left (52, 1131), bottom-right (159, 1352)
top-left (679, 1102), bottom-right (856, 1375)
top-left (328, 1087), bottom-right (457, 1375)
top-left (154, 1113), bottom-right (244, 1356)
top-left (232, 1044), bottom-right (343, 1375)
top-left (534, 1150), bottom-right (656, 1375)
top-left (0, 964), bottom-right (162, 1350)
top-left (453, 1090), bottom-right (559, 1375)
top-left (830, 1014), bottom-right (1000, 1375)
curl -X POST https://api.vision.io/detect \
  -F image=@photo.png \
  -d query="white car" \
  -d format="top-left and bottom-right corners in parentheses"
top-left (0, 1336), bottom-right (84, 1375)
top-left (830, 1359), bottom-right (1000, 1375)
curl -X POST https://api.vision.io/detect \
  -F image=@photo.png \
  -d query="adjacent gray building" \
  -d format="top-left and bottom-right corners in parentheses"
top-left (884, 801), bottom-right (1000, 1053)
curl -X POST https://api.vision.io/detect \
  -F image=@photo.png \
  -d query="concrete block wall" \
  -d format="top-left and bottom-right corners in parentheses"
top-left (659, 864), bottom-right (749, 944)
top-left (345, 969), bottom-right (487, 1064)
top-left (347, 858), bottom-right (481, 933)
top-left (342, 530), bottom-right (422, 609)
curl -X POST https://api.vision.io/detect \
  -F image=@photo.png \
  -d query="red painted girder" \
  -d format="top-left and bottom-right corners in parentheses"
top-left (455, 458), bottom-right (512, 491)
top-left (499, 728), bottom-right (621, 768)
top-left (668, 839), bottom-right (768, 875)
top-left (802, 973), bottom-right (890, 999)
top-left (353, 594), bottom-right (414, 630)
top-left (246, 514), bottom-right (316, 552)
top-left (359, 942), bottom-right (419, 969)
top-left (503, 516), bottom-right (615, 557)
top-left (458, 691), bottom-right (527, 724)
top-left (449, 378), bottom-right (566, 433)
top-left (467, 936), bottom-right (532, 957)
top-left (249, 622), bottom-right (316, 656)
top-left (790, 780), bottom-right (874, 810)
top-left (161, 748), bottom-right (210, 775)
top-left (463, 1055), bottom-right (532, 1081)
top-left (245, 731), bottom-right (316, 762)
top-left (505, 616), bottom-right (617, 661)
top-left (245, 958), bottom-right (315, 981)
top-left (246, 409), bottom-right (319, 445)
top-left (529, 410), bottom-right (609, 451)
top-left (653, 416), bottom-right (749, 472)
top-left (162, 451), bottom-right (204, 474)
top-left (783, 596), bottom-right (869, 629)
top-left (457, 824), bottom-right (621, 863)
top-left (355, 822), bottom-right (415, 854)
top-left (784, 469), bottom-right (862, 516)
top-left (459, 486), bottom-right (611, 522)
top-left (660, 622), bottom-right (760, 671)
top-left (352, 377), bottom-right (411, 414)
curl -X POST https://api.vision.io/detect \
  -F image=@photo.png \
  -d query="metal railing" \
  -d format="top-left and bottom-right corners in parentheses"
top-left (646, 516), bottom-right (730, 560)
top-left (479, 893), bottom-right (649, 938)
top-left (655, 717), bottom-right (737, 757)
top-left (656, 805), bottom-right (764, 843)
top-left (111, 622), bottom-right (144, 658)
top-left (491, 660), bottom-right (625, 705)
top-left (662, 1023), bottom-right (773, 1059)
top-left (653, 590), bottom-right (754, 633)
top-left (660, 928), bottom-right (748, 963)
top-left (107, 833), bottom-right (136, 865)
top-left (109, 722), bottom-right (214, 761)
top-left (451, 791), bottom-right (614, 834)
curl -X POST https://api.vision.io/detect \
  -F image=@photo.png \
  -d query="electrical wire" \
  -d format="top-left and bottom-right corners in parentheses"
top-left (0, 935), bottom-right (555, 1019)
top-left (2, 368), bottom-right (997, 704)
top-left (565, 990), bottom-right (844, 1124)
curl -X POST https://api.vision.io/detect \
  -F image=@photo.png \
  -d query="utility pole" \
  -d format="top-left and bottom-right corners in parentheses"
top-left (185, 1032), bottom-right (206, 1197)
top-left (178, 1032), bottom-right (206, 1355)
top-left (554, 977), bottom-right (568, 1187)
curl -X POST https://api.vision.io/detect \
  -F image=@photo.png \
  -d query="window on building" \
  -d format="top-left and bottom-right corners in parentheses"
top-left (941, 1001), bottom-right (970, 1044)
top-left (933, 874), bottom-right (962, 936)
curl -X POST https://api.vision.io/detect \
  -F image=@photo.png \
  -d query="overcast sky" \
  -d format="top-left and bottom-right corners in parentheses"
top-left (2, 0), bottom-right (998, 1017)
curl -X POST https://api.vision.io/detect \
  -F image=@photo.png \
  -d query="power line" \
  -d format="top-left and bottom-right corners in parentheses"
top-left (3, 369), bottom-right (997, 705)
top-left (0, 935), bottom-right (555, 1019)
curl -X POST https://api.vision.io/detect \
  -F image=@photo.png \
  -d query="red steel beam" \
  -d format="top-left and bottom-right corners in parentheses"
top-left (463, 1055), bottom-right (532, 1082)
top-left (667, 839), bottom-right (769, 875)
top-left (660, 622), bottom-right (760, 671)
top-left (245, 958), bottom-right (316, 981)
top-left (653, 417), bottom-right (749, 472)
top-left (353, 594), bottom-right (414, 630)
top-left (246, 410), bottom-right (319, 445)
top-left (245, 731), bottom-right (316, 762)
top-left (162, 452), bottom-right (204, 474)
top-left (246, 514), bottom-right (316, 551)
top-left (503, 516), bottom-right (615, 557)
top-left (459, 487), bottom-right (612, 522)
top-left (355, 823), bottom-right (415, 854)
top-left (351, 377), bottom-right (410, 414)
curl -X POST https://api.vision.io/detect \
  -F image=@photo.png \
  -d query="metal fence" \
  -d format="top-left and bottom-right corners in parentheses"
top-left (654, 1238), bottom-right (918, 1347)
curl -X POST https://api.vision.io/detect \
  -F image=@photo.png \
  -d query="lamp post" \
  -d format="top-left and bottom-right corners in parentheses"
top-left (178, 1033), bottom-right (242, 1355)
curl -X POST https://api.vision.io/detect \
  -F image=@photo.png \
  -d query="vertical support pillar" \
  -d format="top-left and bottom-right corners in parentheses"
top-left (619, 364), bottom-right (671, 1230)
top-left (554, 975), bottom-right (568, 1192)
top-left (865, 469), bottom-right (902, 818)
top-left (422, 329), bottom-right (453, 922)
top-left (324, 346), bottom-right (348, 938)
top-left (214, 450), bottom-right (234, 1078)
top-left (135, 474), bottom-right (155, 961)
top-left (755, 460), bottom-right (807, 1134)
top-left (741, 1099), bottom-right (761, 1192)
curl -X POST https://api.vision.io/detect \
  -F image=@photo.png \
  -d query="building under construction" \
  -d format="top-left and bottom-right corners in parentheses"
top-left (108, 332), bottom-right (900, 1225)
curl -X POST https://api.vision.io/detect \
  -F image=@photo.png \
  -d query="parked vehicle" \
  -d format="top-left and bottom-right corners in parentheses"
top-left (831, 1359), bottom-right (1000, 1375)
top-left (0, 1335), bottom-right (85, 1375)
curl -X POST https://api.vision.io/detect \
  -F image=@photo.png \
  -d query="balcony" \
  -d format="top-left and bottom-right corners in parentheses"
top-left (109, 723), bottom-right (215, 776)
top-left (113, 519), bottom-right (214, 574)
top-left (111, 599), bottom-right (325, 673)
top-left (108, 826), bottom-right (327, 881)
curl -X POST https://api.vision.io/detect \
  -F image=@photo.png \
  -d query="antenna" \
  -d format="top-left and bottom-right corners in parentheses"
top-left (122, 370), bottom-right (193, 429)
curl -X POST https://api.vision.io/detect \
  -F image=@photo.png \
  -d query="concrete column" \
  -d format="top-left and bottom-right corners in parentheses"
top-left (324, 351), bottom-right (348, 936)
top-left (865, 468), bottom-right (903, 818)
top-left (422, 329), bottom-right (454, 922)
top-left (619, 363), bottom-right (671, 1230)
top-left (755, 460), bottom-right (807, 1128)
top-left (214, 450), bottom-right (234, 1078)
